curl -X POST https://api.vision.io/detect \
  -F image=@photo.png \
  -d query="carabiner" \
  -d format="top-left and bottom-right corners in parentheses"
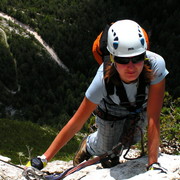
top-left (23, 167), bottom-right (47, 180)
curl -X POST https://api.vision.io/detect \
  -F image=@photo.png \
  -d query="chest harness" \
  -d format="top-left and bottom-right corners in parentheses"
top-left (94, 59), bottom-right (148, 121)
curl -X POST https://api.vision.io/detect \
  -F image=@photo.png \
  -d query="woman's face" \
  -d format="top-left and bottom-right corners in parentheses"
top-left (115, 60), bottom-right (144, 83)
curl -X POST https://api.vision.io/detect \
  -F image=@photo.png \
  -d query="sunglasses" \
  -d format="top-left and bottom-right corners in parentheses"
top-left (113, 53), bottom-right (146, 64)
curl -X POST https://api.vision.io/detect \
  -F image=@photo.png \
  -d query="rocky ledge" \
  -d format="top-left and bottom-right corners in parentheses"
top-left (0, 151), bottom-right (179, 180)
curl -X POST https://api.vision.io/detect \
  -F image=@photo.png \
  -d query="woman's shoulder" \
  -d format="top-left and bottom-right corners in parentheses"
top-left (146, 51), bottom-right (169, 84)
top-left (146, 50), bottom-right (164, 62)
top-left (146, 50), bottom-right (166, 69)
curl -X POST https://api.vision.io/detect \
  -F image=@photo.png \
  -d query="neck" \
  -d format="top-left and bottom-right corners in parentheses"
top-left (121, 77), bottom-right (139, 84)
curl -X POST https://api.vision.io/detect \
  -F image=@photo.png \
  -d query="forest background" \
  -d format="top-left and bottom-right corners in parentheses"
top-left (0, 0), bottom-right (179, 163)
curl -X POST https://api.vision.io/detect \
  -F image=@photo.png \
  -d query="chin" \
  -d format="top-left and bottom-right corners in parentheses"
top-left (125, 77), bottom-right (138, 83)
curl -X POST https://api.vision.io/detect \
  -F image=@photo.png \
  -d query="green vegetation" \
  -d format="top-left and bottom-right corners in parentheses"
top-left (0, 118), bottom-right (83, 164)
top-left (0, 27), bottom-right (89, 126)
top-left (0, 0), bottom-right (179, 96)
top-left (160, 93), bottom-right (180, 154)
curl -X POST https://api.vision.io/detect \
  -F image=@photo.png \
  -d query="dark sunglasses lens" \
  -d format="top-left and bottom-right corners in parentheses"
top-left (114, 57), bottom-right (130, 64)
top-left (114, 53), bottom-right (145, 64)
top-left (131, 56), bottom-right (144, 63)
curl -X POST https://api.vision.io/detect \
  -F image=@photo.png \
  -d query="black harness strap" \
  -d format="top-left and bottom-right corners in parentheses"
top-left (104, 61), bottom-right (147, 113)
top-left (135, 76), bottom-right (147, 112)
top-left (99, 24), bottom-right (111, 57)
top-left (115, 73), bottom-right (130, 106)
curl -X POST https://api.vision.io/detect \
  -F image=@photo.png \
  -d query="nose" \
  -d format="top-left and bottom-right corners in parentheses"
top-left (127, 60), bottom-right (135, 68)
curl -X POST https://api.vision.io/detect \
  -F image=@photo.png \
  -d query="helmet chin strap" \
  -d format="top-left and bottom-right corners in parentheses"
top-left (110, 54), bottom-right (114, 63)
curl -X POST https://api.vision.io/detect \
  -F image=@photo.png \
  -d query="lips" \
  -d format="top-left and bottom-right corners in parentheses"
top-left (127, 71), bottom-right (136, 74)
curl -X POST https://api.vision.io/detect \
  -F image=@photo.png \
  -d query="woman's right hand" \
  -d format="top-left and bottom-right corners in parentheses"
top-left (26, 155), bottom-right (47, 170)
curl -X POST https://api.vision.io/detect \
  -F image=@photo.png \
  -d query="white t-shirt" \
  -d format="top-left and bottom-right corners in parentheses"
top-left (85, 51), bottom-right (169, 107)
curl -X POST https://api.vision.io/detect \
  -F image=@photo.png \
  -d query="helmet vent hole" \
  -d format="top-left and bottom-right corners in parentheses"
top-left (113, 42), bottom-right (118, 49)
top-left (140, 38), bottom-right (145, 46)
top-left (114, 37), bottom-right (118, 41)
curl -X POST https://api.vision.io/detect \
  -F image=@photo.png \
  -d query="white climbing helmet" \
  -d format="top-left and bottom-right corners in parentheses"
top-left (107, 20), bottom-right (148, 57)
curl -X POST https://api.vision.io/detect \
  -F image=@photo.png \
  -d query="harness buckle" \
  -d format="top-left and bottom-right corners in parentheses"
top-left (107, 142), bottom-right (124, 159)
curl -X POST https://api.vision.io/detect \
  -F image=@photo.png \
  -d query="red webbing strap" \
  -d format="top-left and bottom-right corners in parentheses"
top-left (65, 156), bottom-right (101, 176)
top-left (44, 155), bottom-right (108, 180)
top-left (54, 143), bottom-right (124, 180)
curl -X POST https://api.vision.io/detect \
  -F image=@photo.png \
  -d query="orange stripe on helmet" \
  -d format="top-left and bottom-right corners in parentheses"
top-left (92, 32), bottom-right (103, 65)
top-left (142, 28), bottom-right (150, 50)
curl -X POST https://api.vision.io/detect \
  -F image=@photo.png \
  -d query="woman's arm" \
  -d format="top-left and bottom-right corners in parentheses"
top-left (147, 78), bottom-right (165, 166)
top-left (44, 97), bottom-right (97, 161)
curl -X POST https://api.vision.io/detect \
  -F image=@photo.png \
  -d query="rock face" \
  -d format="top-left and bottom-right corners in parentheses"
top-left (0, 153), bottom-right (180, 180)
top-left (0, 155), bottom-right (25, 180)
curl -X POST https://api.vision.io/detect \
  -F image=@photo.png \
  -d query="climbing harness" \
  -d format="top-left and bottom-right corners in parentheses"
top-left (119, 114), bottom-right (145, 160)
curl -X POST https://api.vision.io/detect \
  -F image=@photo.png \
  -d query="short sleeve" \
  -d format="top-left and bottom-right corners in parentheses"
top-left (85, 64), bottom-right (107, 104)
top-left (147, 51), bottom-right (169, 85)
